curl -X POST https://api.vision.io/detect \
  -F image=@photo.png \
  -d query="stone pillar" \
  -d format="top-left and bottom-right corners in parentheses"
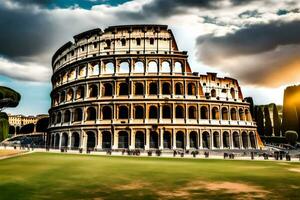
top-left (130, 130), bottom-right (135, 150)
top-left (186, 131), bottom-right (190, 150)
top-left (172, 129), bottom-right (176, 149)
top-left (239, 132), bottom-right (242, 149)
top-left (199, 131), bottom-right (203, 149)
top-left (159, 129), bottom-right (163, 150)
top-left (247, 133), bottom-right (251, 149)
top-left (220, 131), bottom-right (223, 149)
top-left (113, 131), bottom-right (118, 149)
top-left (59, 132), bottom-right (63, 149)
top-left (68, 132), bottom-right (72, 149)
top-left (230, 132), bottom-right (234, 149)
top-left (97, 130), bottom-right (102, 150)
top-left (210, 132), bottom-right (214, 149)
top-left (145, 129), bottom-right (150, 150)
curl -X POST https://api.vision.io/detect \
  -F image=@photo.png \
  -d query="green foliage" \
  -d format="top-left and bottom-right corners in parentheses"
top-left (273, 104), bottom-right (281, 136)
top-left (257, 107), bottom-right (264, 136)
top-left (285, 130), bottom-right (298, 145)
top-left (19, 123), bottom-right (35, 134)
top-left (0, 86), bottom-right (21, 109)
top-left (264, 106), bottom-right (272, 136)
top-left (0, 117), bottom-right (9, 141)
top-left (36, 117), bottom-right (49, 132)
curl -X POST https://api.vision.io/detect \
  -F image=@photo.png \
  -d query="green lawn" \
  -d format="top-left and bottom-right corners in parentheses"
top-left (0, 153), bottom-right (300, 200)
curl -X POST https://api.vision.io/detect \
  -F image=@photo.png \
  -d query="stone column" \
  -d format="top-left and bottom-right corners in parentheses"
top-left (68, 132), bottom-right (72, 149)
top-left (199, 131), bottom-right (203, 149)
top-left (220, 130), bottom-right (223, 149)
top-left (97, 130), bottom-right (102, 150)
top-left (59, 132), bottom-right (63, 149)
top-left (186, 131), bottom-right (190, 150)
top-left (159, 129), bottom-right (163, 150)
top-left (130, 130), bottom-right (135, 150)
top-left (172, 129), bottom-right (176, 149)
top-left (113, 131), bottom-right (118, 149)
top-left (145, 129), bottom-right (150, 150)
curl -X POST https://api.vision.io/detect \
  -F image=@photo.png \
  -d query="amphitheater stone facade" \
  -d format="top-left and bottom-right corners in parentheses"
top-left (48, 25), bottom-right (258, 151)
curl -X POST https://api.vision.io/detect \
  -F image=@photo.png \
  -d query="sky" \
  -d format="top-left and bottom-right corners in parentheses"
top-left (1, 0), bottom-right (300, 115)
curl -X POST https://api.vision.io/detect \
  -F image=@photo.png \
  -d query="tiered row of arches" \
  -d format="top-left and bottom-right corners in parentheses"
top-left (50, 130), bottom-right (257, 150)
top-left (51, 104), bottom-right (252, 124)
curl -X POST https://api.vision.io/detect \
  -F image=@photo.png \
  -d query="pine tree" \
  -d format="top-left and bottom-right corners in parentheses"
top-left (273, 104), bottom-right (281, 136)
top-left (257, 107), bottom-right (264, 136)
top-left (264, 106), bottom-right (272, 136)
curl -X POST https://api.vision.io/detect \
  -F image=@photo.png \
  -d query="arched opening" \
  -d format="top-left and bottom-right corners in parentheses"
top-left (149, 82), bottom-right (158, 95)
top-left (136, 38), bottom-right (141, 46)
top-left (176, 131), bottom-right (184, 149)
top-left (119, 83), bottom-right (129, 96)
top-left (188, 83), bottom-right (196, 95)
top-left (119, 106), bottom-right (129, 119)
top-left (67, 89), bottom-right (74, 101)
top-left (174, 62), bottom-right (183, 73)
top-left (71, 132), bottom-right (80, 149)
top-left (79, 65), bottom-right (86, 77)
top-left (212, 107), bottom-right (219, 120)
top-left (163, 131), bottom-right (171, 149)
top-left (233, 132), bottom-right (240, 148)
top-left (55, 134), bottom-right (60, 148)
top-left (89, 84), bottom-right (98, 98)
top-left (135, 131), bottom-right (145, 149)
top-left (202, 132), bottom-right (210, 149)
top-left (161, 61), bottom-right (171, 73)
top-left (175, 82), bottom-right (183, 95)
top-left (230, 88), bottom-right (235, 99)
top-left (102, 131), bottom-right (111, 149)
top-left (148, 61), bottom-right (158, 73)
top-left (103, 83), bottom-right (113, 96)
top-left (230, 108), bottom-right (237, 120)
top-left (73, 108), bottom-right (83, 122)
top-left (51, 134), bottom-right (55, 148)
top-left (223, 132), bottom-right (230, 148)
top-left (150, 131), bottom-right (158, 149)
top-left (242, 132), bottom-right (248, 149)
top-left (149, 106), bottom-right (158, 119)
top-left (64, 110), bottom-right (71, 123)
top-left (134, 61), bottom-right (144, 73)
top-left (56, 112), bottom-right (62, 124)
top-left (201, 106), bottom-right (208, 119)
top-left (121, 38), bottom-right (126, 46)
top-left (135, 82), bottom-right (144, 95)
top-left (213, 132), bottom-right (220, 148)
top-left (162, 105), bottom-right (171, 119)
top-left (190, 131), bottom-right (198, 149)
top-left (118, 131), bottom-right (128, 148)
top-left (211, 89), bottom-right (216, 97)
top-left (239, 108), bottom-right (245, 121)
top-left (162, 82), bottom-right (171, 95)
top-left (102, 106), bottom-right (112, 120)
top-left (105, 40), bottom-right (111, 49)
top-left (134, 106), bottom-right (144, 119)
top-left (86, 107), bottom-right (96, 121)
top-left (245, 109), bottom-right (251, 121)
top-left (119, 61), bottom-right (130, 73)
top-left (86, 131), bottom-right (96, 149)
top-left (175, 105), bottom-right (184, 118)
top-left (61, 132), bottom-right (68, 148)
top-left (188, 106), bottom-right (196, 119)
top-left (149, 38), bottom-right (154, 45)
top-left (105, 62), bottom-right (114, 74)
top-left (221, 107), bottom-right (228, 120)
top-left (250, 132), bottom-right (256, 148)
top-left (60, 91), bottom-right (66, 103)
top-left (76, 86), bottom-right (85, 99)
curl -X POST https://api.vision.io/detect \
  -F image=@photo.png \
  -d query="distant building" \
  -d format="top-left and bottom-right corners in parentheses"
top-left (8, 114), bottom-right (49, 135)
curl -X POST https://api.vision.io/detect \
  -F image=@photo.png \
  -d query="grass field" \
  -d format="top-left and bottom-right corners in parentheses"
top-left (0, 153), bottom-right (300, 200)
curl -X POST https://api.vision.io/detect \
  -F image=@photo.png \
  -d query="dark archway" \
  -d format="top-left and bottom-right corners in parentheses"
top-left (119, 106), bottom-right (129, 119)
top-left (135, 131), bottom-right (145, 149)
top-left (102, 106), bottom-right (112, 120)
top-left (175, 105), bottom-right (184, 118)
top-left (71, 132), bottom-right (80, 149)
top-left (176, 131), bottom-right (184, 149)
top-left (250, 132), bottom-right (256, 148)
top-left (135, 82), bottom-right (144, 95)
top-left (242, 132), bottom-right (248, 149)
top-left (86, 107), bottom-right (97, 121)
top-left (188, 106), bottom-right (196, 119)
top-left (149, 106), bottom-right (158, 119)
top-left (134, 106), bottom-right (144, 119)
top-left (190, 131), bottom-right (198, 149)
top-left (150, 131), bottom-right (159, 149)
top-left (86, 131), bottom-right (96, 149)
top-left (175, 82), bottom-right (183, 95)
top-left (163, 105), bottom-right (171, 119)
top-left (119, 83), bottom-right (129, 96)
top-left (76, 85), bottom-right (85, 99)
top-left (188, 83), bottom-right (196, 95)
top-left (202, 132), bottom-right (210, 149)
top-left (103, 83), bottom-right (113, 96)
top-left (118, 131), bottom-right (128, 148)
top-left (230, 108), bottom-right (237, 120)
top-left (221, 107), bottom-right (228, 120)
top-left (149, 82), bottom-right (158, 95)
top-left (233, 132), bottom-right (240, 148)
top-left (102, 131), bottom-right (111, 149)
top-left (211, 89), bottom-right (216, 97)
top-left (223, 132), bottom-right (230, 148)
top-left (89, 84), bottom-right (98, 98)
top-left (213, 132), bottom-right (220, 148)
top-left (64, 110), bottom-right (71, 123)
top-left (162, 82), bottom-right (171, 95)
top-left (212, 107), bottom-right (219, 120)
top-left (74, 108), bottom-right (83, 122)
top-left (54, 134), bottom-right (60, 148)
top-left (163, 131), bottom-right (171, 149)
top-left (200, 106), bottom-right (208, 119)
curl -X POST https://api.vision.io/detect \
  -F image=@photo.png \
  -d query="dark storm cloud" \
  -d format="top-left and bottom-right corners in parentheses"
top-left (196, 19), bottom-right (300, 87)
top-left (197, 20), bottom-right (300, 57)
top-left (121, 0), bottom-right (256, 19)
top-left (0, 4), bottom-right (55, 63)
top-left (9, 0), bottom-right (53, 7)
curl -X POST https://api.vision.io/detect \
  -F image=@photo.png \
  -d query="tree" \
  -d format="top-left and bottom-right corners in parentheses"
top-left (285, 130), bottom-right (298, 145)
top-left (273, 104), bottom-right (281, 136)
top-left (19, 123), bottom-right (35, 134)
top-left (257, 107), bottom-right (264, 136)
top-left (36, 117), bottom-right (49, 133)
top-left (264, 106), bottom-right (272, 136)
top-left (0, 86), bottom-right (21, 141)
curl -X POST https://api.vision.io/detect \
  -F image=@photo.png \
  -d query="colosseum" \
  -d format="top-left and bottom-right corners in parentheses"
top-left (48, 24), bottom-right (259, 152)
